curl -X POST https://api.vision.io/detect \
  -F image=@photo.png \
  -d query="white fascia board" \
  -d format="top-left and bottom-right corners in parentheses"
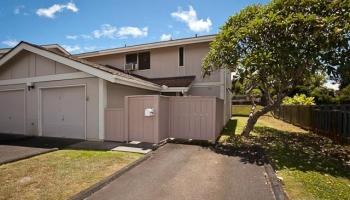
top-left (0, 72), bottom-right (93, 86)
top-left (161, 87), bottom-right (189, 93)
top-left (42, 44), bottom-right (71, 55)
top-left (76, 35), bottom-right (215, 58)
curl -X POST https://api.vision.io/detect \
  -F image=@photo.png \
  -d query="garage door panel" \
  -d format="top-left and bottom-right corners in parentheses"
top-left (0, 90), bottom-right (25, 134)
top-left (42, 86), bottom-right (85, 139)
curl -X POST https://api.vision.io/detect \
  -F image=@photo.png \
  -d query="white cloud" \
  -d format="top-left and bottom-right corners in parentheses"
top-left (2, 39), bottom-right (19, 47)
top-left (92, 24), bottom-right (148, 39)
top-left (93, 24), bottom-right (118, 39)
top-left (117, 27), bottom-right (148, 38)
top-left (66, 2), bottom-right (78, 12)
top-left (36, 2), bottom-right (78, 18)
top-left (66, 35), bottom-right (78, 40)
top-left (84, 46), bottom-right (96, 51)
top-left (160, 34), bottom-right (172, 41)
top-left (62, 45), bottom-right (81, 53)
top-left (171, 5), bottom-right (212, 32)
top-left (80, 34), bottom-right (93, 40)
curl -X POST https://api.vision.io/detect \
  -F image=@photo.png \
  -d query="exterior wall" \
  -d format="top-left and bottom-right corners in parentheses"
top-left (85, 42), bottom-right (220, 84)
top-left (106, 82), bottom-right (157, 108)
top-left (0, 77), bottom-right (99, 140)
top-left (0, 50), bottom-right (78, 80)
top-left (188, 86), bottom-right (221, 97)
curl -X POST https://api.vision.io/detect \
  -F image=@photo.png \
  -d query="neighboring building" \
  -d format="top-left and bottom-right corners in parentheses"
top-left (0, 35), bottom-right (231, 142)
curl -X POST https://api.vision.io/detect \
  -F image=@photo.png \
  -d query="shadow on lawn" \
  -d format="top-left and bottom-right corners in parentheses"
top-left (214, 120), bottom-right (350, 179)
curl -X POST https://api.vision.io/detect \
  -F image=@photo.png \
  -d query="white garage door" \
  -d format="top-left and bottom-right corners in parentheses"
top-left (41, 86), bottom-right (85, 139)
top-left (0, 89), bottom-right (25, 134)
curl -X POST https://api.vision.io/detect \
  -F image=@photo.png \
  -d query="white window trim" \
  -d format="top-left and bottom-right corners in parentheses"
top-left (37, 84), bottom-right (87, 139)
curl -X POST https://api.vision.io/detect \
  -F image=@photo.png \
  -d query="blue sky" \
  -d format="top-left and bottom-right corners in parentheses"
top-left (0, 0), bottom-right (270, 53)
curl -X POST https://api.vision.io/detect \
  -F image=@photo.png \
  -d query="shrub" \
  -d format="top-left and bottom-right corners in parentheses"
top-left (283, 94), bottom-right (316, 105)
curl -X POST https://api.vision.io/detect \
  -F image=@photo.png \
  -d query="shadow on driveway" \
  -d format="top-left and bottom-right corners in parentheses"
top-left (0, 133), bottom-right (83, 165)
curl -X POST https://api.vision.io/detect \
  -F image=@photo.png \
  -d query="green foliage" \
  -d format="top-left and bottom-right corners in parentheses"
top-left (203, 0), bottom-right (350, 106)
top-left (337, 85), bottom-right (350, 103)
top-left (283, 94), bottom-right (316, 105)
top-left (309, 87), bottom-right (337, 104)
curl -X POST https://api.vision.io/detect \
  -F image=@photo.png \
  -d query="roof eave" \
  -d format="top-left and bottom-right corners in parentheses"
top-left (76, 35), bottom-right (216, 58)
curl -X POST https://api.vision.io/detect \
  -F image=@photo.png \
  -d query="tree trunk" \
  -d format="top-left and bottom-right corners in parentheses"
top-left (241, 98), bottom-right (283, 137)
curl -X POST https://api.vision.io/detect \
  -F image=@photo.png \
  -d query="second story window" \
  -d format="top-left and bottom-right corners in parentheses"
top-left (138, 52), bottom-right (150, 70)
top-left (126, 53), bottom-right (137, 65)
top-left (125, 52), bottom-right (150, 70)
top-left (179, 47), bottom-right (184, 67)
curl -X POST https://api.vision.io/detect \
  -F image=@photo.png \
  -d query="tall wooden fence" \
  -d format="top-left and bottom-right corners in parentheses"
top-left (273, 105), bottom-right (350, 143)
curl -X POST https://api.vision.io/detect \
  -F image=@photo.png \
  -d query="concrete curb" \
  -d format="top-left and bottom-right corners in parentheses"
top-left (69, 151), bottom-right (153, 200)
top-left (0, 148), bottom-right (58, 165)
top-left (264, 164), bottom-right (288, 200)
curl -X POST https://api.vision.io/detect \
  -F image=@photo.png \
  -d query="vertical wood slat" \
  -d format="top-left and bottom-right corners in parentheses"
top-left (105, 108), bottom-right (124, 141)
top-left (273, 105), bottom-right (350, 143)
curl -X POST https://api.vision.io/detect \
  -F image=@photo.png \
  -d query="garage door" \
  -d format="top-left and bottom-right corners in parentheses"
top-left (0, 89), bottom-right (25, 134)
top-left (41, 86), bottom-right (85, 139)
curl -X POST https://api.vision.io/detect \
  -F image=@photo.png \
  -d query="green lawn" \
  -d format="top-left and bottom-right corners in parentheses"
top-left (0, 150), bottom-right (142, 200)
top-left (232, 105), bottom-right (263, 116)
top-left (220, 115), bottom-right (350, 200)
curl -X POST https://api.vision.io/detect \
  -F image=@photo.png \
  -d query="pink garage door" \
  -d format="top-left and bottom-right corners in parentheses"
top-left (41, 86), bottom-right (85, 139)
top-left (0, 89), bottom-right (25, 134)
top-left (127, 96), bottom-right (157, 143)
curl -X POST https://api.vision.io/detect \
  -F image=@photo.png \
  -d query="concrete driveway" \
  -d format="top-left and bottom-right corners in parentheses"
top-left (86, 143), bottom-right (275, 200)
top-left (0, 134), bottom-right (82, 164)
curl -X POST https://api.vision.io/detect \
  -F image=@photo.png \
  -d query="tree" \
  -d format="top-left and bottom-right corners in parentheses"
top-left (203, 0), bottom-right (350, 136)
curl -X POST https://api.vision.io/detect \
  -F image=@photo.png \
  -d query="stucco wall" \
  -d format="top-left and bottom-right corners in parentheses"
top-left (106, 82), bottom-right (157, 108)
top-left (85, 42), bottom-right (220, 83)
top-left (0, 50), bottom-right (78, 80)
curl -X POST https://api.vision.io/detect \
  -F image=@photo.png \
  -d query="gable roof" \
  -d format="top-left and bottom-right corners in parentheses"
top-left (0, 44), bottom-right (70, 56)
top-left (0, 41), bottom-right (161, 91)
top-left (75, 34), bottom-right (215, 58)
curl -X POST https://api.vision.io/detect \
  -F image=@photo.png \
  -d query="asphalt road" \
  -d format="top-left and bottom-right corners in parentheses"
top-left (86, 143), bottom-right (275, 200)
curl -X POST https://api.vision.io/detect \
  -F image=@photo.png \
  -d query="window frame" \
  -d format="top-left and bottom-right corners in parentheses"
top-left (138, 51), bottom-right (151, 70)
top-left (178, 47), bottom-right (185, 67)
top-left (124, 51), bottom-right (151, 70)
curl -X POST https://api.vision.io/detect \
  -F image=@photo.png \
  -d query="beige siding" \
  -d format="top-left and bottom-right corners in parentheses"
top-left (188, 86), bottom-right (221, 98)
top-left (85, 42), bottom-right (220, 84)
top-left (106, 82), bottom-right (157, 108)
top-left (0, 50), bottom-right (78, 80)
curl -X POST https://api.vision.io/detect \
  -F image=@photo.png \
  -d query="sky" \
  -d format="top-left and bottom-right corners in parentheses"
top-left (0, 0), bottom-right (270, 53)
